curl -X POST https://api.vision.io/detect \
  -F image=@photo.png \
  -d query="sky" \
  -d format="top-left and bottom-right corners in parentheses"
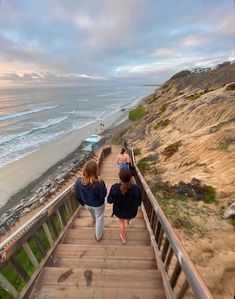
top-left (0, 0), bottom-right (234, 86)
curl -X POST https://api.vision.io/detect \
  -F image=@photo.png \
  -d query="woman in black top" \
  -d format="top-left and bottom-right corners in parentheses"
top-left (74, 159), bottom-right (107, 241)
top-left (107, 169), bottom-right (142, 244)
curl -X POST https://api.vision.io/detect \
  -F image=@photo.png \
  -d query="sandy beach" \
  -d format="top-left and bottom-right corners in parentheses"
top-left (0, 110), bottom-right (128, 212)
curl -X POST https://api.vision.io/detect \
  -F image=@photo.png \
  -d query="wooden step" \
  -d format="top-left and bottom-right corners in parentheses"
top-left (64, 237), bottom-right (150, 246)
top-left (34, 268), bottom-right (163, 289)
top-left (65, 227), bottom-right (149, 240)
top-left (78, 208), bottom-right (143, 218)
top-left (31, 286), bottom-right (165, 299)
top-left (72, 217), bottom-right (146, 229)
top-left (63, 228), bottom-right (150, 246)
top-left (54, 244), bottom-right (155, 260)
top-left (49, 257), bottom-right (157, 270)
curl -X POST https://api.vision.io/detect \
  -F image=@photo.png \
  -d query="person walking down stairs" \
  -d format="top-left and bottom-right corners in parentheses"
top-left (74, 159), bottom-right (107, 242)
top-left (116, 147), bottom-right (131, 170)
top-left (107, 169), bottom-right (142, 245)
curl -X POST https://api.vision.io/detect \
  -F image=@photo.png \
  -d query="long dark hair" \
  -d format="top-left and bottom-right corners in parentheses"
top-left (119, 169), bottom-right (132, 193)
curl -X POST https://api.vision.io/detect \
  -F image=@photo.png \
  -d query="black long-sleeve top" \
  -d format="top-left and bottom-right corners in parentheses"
top-left (107, 183), bottom-right (142, 219)
top-left (74, 178), bottom-right (107, 207)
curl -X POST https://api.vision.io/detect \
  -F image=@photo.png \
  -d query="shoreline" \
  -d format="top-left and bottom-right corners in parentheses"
top-left (0, 110), bottom-right (129, 214)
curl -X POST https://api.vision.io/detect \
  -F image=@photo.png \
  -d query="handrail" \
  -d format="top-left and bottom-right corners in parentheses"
top-left (0, 145), bottom-right (112, 298)
top-left (124, 140), bottom-right (214, 299)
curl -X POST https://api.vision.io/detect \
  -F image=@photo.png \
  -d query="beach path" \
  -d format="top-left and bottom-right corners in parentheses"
top-left (30, 145), bottom-right (165, 298)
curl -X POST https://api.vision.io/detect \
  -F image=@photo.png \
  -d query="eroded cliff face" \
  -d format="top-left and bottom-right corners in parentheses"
top-left (124, 63), bottom-right (235, 299)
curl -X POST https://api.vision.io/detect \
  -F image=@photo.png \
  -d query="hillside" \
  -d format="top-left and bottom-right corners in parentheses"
top-left (123, 62), bottom-right (235, 299)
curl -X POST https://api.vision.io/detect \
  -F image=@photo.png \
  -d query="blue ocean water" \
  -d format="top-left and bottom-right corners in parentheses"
top-left (0, 84), bottom-right (154, 167)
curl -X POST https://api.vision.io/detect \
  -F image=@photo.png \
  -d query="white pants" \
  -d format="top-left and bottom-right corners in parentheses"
top-left (85, 204), bottom-right (105, 239)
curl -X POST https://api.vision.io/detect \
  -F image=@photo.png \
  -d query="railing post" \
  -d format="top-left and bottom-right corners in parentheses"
top-left (0, 272), bottom-right (19, 299)
top-left (23, 242), bottom-right (40, 269)
top-left (170, 261), bottom-right (182, 289)
top-left (164, 247), bottom-right (173, 273)
top-left (31, 232), bottom-right (46, 257)
top-left (56, 210), bottom-right (64, 230)
top-left (161, 238), bottom-right (170, 262)
top-left (11, 255), bottom-right (30, 282)
top-left (177, 280), bottom-right (189, 299)
top-left (42, 223), bottom-right (54, 247)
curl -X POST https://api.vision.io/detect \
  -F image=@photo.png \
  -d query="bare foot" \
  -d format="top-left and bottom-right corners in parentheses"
top-left (120, 233), bottom-right (127, 245)
top-left (96, 235), bottom-right (103, 242)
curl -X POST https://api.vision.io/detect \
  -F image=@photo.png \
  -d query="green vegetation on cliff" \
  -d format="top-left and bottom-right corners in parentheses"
top-left (129, 105), bottom-right (145, 121)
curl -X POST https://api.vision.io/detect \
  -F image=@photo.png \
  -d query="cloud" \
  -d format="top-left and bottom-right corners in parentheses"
top-left (0, 0), bottom-right (234, 85)
top-left (182, 35), bottom-right (206, 47)
top-left (0, 71), bottom-right (107, 87)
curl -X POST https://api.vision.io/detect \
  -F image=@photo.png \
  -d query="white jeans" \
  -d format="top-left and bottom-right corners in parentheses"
top-left (85, 204), bottom-right (105, 239)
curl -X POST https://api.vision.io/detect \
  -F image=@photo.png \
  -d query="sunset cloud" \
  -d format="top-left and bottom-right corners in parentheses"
top-left (0, 0), bottom-right (234, 86)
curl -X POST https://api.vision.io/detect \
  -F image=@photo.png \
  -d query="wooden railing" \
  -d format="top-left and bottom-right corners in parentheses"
top-left (0, 146), bottom-right (111, 299)
top-left (124, 141), bottom-right (214, 299)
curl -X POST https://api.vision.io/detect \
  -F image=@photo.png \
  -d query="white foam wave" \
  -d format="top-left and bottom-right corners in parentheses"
top-left (96, 92), bottom-right (119, 97)
top-left (78, 99), bottom-right (89, 102)
top-left (0, 116), bottom-right (68, 146)
top-left (0, 105), bottom-right (59, 121)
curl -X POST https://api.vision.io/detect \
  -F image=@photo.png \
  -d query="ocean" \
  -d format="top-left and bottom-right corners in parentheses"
top-left (0, 84), bottom-right (154, 168)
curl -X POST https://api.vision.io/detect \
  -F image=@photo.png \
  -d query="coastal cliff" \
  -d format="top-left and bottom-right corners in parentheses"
top-left (124, 62), bottom-right (235, 298)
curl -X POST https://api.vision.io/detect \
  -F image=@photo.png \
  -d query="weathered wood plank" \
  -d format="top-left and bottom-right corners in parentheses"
top-left (54, 244), bottom-right (155, 260)
top-left (49, 257), bottom-right (157, 270)
top-left (64, 227), bottom-right (150, 241)
top-left (64, 238), bottom-right (150, 246)
top-left (30, 286), bottom-right (165, 299)
top-left (78, 209), bottom-right (143, 218)
top-left (35, 267), bottom-right (162, 289)
top-left (72, 217), bottom-right (146, 229)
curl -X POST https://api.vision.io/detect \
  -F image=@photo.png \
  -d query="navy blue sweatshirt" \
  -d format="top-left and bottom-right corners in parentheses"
top-left (107, 183), bottom-right (142, 219)
top-left (74, 178), bottom-right (107, 207)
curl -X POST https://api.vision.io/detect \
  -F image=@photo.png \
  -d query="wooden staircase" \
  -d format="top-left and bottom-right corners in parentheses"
top-left (30, 146), bottom-right (165, 299)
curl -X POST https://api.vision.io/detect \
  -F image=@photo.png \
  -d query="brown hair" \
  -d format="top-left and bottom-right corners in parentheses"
top-left (120, 148), bottom-right (126, 155)
top-left (119, 169), bottom-right (132, 193)
top-left (82, 159), bottom-right (100, 186)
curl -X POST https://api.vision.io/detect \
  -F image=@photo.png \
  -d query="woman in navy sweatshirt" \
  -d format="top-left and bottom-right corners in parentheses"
top-left (107, 169), bottom-right (142, 244)
top-left (74, 159), bottom-right (107, 241)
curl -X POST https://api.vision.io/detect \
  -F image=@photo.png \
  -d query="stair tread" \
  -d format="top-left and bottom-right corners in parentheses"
top-left (48, 257), bottom-right (157, 269)
top-left (78, 209), bottom-right (143, 218)
top-left (55, 244), bottom-right (155, 260)
top-left (31, 286), bottom-right (165, 299)
top-left (73, 217), bottom-right (146, 229)
top-left (65, 227), bottom-right (149, 239)
top-left (35, 267), bottom-right (163, 289)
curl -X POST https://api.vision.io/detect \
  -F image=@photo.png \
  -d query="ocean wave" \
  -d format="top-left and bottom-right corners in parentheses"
top-left (67, 110), bottom-right (101, 118)
top-left (96, 92), bottom-right (120, 97)
top-left (0, 105), bottom-right (59, 121)
top-left (0, 131), bottom-right (65, 168)
top-left (78, 99), bottom-right (89, 102)
top-left (0, 116), bottom-right (68, 146)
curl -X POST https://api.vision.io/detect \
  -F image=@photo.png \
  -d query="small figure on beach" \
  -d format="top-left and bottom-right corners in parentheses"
top-left (74, 159), bottom-right (107, 242)
top-left (99, 123), bottom-right (105, 133)
top-left (107, 169), bottom-right (142, 245)
top-left (116, 147), bottom-right (131, 169)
